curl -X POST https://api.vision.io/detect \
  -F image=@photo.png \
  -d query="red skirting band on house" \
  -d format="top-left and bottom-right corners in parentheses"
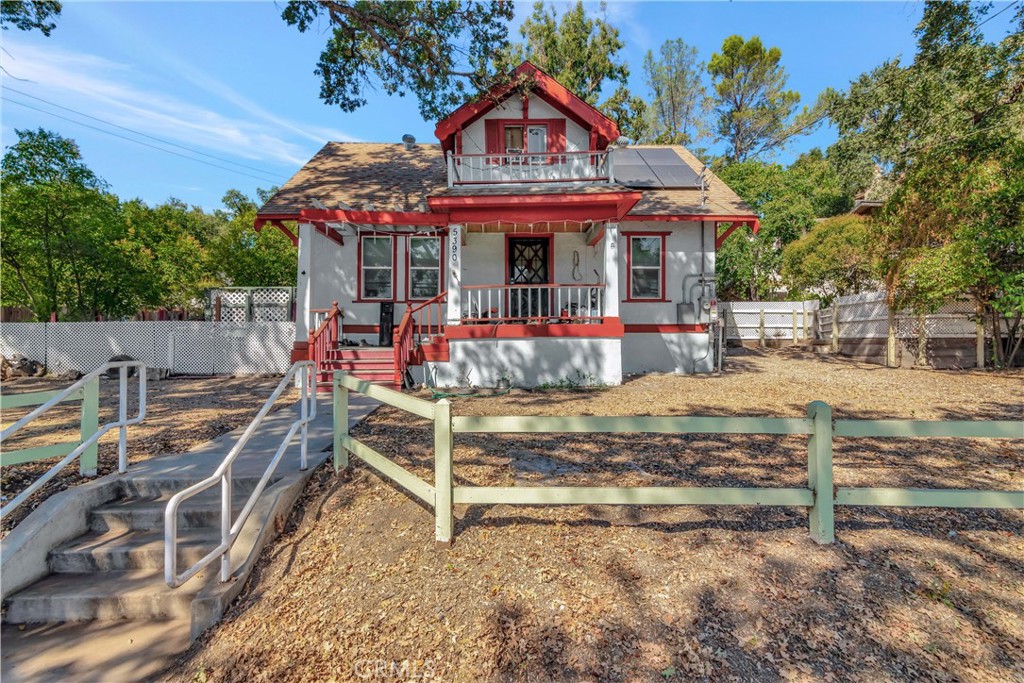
top-left (623, 323), bottom-right (709, 334)
top-left (445, 319), bottom-right (624, 339)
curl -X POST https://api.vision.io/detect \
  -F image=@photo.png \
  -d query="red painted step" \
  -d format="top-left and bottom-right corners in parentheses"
top-left (328, 348), bottom-right (394, 361)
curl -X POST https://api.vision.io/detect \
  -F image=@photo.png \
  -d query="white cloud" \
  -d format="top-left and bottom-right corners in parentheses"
top-left (0, 40), bottom-right (355, 169)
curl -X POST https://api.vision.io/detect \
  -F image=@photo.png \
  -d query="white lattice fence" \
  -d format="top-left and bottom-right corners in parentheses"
top-left (721, 301), bottom-right (819, 341)
top-left (0, 323), bottom-right (47, 365)
top-left (0, 321), bottom-right (295, 375)
top-left (818, 293), bottom-right (985, 340)
top-left (207, 287), bottom-right (295, 323)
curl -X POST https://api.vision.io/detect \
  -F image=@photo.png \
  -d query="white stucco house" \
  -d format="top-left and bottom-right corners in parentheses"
top-left (255, 61), bottom-right (759, 388)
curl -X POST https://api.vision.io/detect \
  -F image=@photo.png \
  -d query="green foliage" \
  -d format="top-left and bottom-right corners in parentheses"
top-left (715, 150), bottom-right (849, 299)
top-left (642, 39), bottom-right (710, 145)
top-left (827, 0), bottom-right (1024, 364)
top-left (0, 128), bottom-right (296, 320)
top-left (280, 1), bottom-right (514, 121)
top-left (708, 35), bottom-right (824, 162)
top-left (0, 0), bottom-right (61, 36)
top-left (208, 190), bottom-right (297, 287)
top-left (781, 215), bottom-right (874, 302)
top-left (1, 129), bottom-right (126, 318)
top-left (498, 1), bottom-right (648, 141)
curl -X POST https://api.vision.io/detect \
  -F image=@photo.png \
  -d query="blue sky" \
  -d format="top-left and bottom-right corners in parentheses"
top-left (1, 1), bottom-right (1017, 210)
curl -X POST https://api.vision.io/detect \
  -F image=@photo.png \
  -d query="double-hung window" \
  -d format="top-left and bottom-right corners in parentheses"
top-left (360, 235), bottom-right (393, 300)
top-left (408, 236), bottom-right (442, 300)
top-left (628, 235), bottom-right (665, 300)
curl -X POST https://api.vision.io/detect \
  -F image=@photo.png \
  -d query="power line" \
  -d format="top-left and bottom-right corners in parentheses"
top-left (977, 1), bottom-right (1019, 28)
top-left (2, 96), bottom-right (286, 185)
top-left (2, 85), bottom-right (289, 178)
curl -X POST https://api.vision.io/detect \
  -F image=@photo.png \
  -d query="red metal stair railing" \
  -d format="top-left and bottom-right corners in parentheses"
top-left (308, 301), bottom-right (341, 380)
top-left (394, 292), bottom-right (447, 386)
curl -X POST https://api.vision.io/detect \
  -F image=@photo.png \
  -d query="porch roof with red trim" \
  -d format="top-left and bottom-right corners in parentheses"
top-left (434, 61), bottom-right (620, 154)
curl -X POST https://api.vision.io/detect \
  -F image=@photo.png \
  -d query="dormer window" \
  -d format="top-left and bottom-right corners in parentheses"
top-left (486, 119), bottom-right (565, 159)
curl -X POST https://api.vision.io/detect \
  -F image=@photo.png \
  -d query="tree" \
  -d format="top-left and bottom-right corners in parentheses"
top-left (781, 215), bottom-right (875, 302)
top-left (715, 150), bottom-right (850, 300)
top-left (642, 39), bottom-right (709, 145)
top-left (0, 128), bottom-right (127, 319)
top-left (208, 190), bottom-right (297, 288)
top-left (708, 35), bottom-right (823, 162)
top-left (1, 0), bottom-right (61, 36)
top-left (280, 1), bottom-right (514, 121)
top-left (828, 0), bottom-right (1024, 365)
top-left (497, 1), bottom-right (648, 141)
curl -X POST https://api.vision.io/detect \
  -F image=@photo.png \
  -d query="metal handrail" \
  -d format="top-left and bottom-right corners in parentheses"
top-left (0, 360), bottom-right (148, 520)
top-left (164, 361), bottom-right (316, 588)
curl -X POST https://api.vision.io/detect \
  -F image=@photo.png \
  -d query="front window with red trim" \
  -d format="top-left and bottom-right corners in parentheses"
top-left (361, 235), bottom-right (393, 300)
top-left (408, 236), bottom-right (442, 300)
top-left (629, 235), bottom-right (664, 300)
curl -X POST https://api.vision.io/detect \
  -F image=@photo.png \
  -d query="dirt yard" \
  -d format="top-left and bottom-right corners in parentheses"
top-left (1, 375), bottom-right (296, 534)
top-left (167, 349), bottom-right (1023, 683)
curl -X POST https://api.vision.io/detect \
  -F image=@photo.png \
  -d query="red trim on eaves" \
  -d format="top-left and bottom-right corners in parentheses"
top-left (625, 214), bottom-right (761, 231)
top-left (299, 209), bottom-right (448, 227)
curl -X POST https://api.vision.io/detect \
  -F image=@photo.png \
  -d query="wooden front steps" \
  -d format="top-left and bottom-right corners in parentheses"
top-left (316, 347), bottom-right (401, 390)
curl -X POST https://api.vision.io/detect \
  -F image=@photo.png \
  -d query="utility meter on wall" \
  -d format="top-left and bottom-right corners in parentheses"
top-left (708, 298), bottom-right (719, 323)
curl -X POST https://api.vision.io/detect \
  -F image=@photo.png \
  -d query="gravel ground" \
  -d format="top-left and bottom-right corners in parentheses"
top-left (1, 375), bottom-right (297, 534)
top-left (167, 348), bottom-right (1023, 683)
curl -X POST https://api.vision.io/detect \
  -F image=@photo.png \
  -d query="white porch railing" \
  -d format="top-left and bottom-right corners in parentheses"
top-left (462, 284), bottom-right (605, 323)
top-left (448, 151), bottom-right (611, 186)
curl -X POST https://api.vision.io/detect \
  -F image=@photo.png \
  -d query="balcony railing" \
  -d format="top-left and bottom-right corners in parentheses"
top-left (463, 284), bottom-right (605, 324)
top-left (447, 151), bottom-right (611, 186)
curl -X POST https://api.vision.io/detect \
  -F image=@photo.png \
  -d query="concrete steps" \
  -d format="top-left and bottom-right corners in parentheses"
top-left (3, 477), bottom-right (263, 626)
top-left (50, 528), bottom-right (218, 573)
top-left (4, 569), bottom-right (217, 623)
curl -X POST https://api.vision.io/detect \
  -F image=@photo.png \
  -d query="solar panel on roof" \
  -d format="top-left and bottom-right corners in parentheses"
top-left (610, 147), bottom-right (701, 189)
top-left (638, 149), bottom-right (702, 188)
top-left (610, 148), bottom-right (661, 187)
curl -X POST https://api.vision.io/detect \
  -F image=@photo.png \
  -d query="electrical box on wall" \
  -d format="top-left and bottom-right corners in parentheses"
top-left (677, 302), bottom-right (697, 325)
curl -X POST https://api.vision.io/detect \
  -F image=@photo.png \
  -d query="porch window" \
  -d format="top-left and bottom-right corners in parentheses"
top-left (628, 234), bottom-right (665, 300)
top-left (360, 235), bottom-right (393, 300)
top-left (408, 236), bottom-right (441, 300)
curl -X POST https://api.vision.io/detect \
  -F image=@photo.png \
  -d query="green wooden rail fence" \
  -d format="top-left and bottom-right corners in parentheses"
top-left (1, 379), bottom-right (101, 476)
top-left (332, 371), bottom-right (1023, 545)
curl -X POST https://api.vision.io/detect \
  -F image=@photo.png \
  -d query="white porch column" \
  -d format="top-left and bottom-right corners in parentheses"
top-left (296, 222), bottom-right (313, 340)
top-left (446, 224), bottom-right (463, 325)
top-left (603, 222), bottom-right (620, 318)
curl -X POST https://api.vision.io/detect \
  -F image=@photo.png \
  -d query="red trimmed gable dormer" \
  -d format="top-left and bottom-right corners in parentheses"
top-left (434, 61), bottom-right (620, 156)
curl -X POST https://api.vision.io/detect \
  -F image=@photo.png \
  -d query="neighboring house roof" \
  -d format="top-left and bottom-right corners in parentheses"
top-left (259, 142), bottom-right (447, 215)
top-left (851, 198), bottom-right (883, 216)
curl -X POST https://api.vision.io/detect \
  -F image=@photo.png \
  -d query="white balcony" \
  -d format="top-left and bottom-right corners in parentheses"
top-left (447, 151), bottom-right (611, 186)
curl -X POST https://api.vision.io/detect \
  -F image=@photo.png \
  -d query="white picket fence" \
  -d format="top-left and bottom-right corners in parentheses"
top-left (0, 321), bottom-right (296, 375)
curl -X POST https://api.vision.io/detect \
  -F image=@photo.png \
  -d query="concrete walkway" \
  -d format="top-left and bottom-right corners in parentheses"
top-left (1, 392), bottom-right (377, 683)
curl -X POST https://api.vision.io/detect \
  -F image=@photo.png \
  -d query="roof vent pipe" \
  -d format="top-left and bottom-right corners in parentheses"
top-left (402, 134), bottom-right (416, 150)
